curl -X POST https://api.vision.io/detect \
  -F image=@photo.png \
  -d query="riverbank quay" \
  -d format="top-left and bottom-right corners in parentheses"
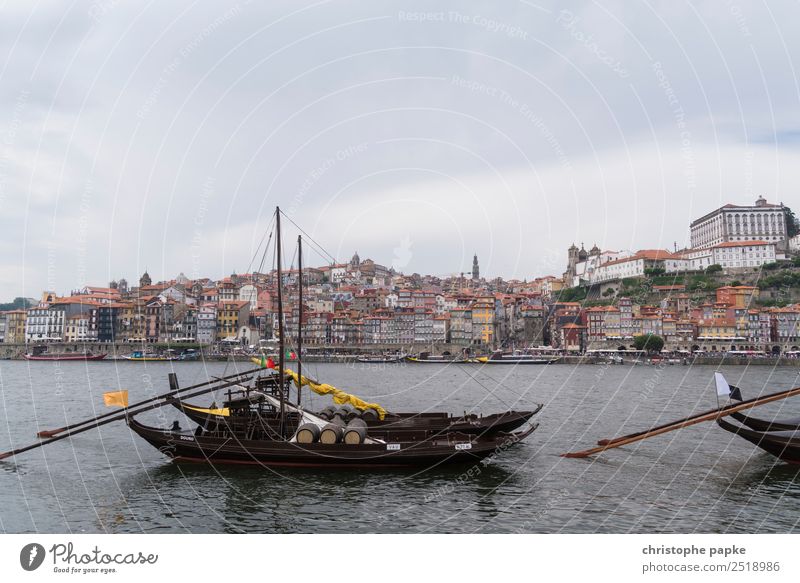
top-left (2, 342), bottom-right (800, 366)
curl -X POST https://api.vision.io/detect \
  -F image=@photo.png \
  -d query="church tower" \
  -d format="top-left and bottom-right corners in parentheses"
top-left (139, 270), bottom-right (152, 288)
top-left (472, 254), bottom-right (480, 280)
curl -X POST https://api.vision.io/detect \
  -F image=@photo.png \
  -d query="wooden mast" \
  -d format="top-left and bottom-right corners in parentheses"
top-left (297, 234), bottom-right (303, 407)
top-left (275, 207), bottom-right (286, 436)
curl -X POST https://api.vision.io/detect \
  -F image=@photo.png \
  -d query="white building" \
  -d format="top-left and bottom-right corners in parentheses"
top-left (572, 250), bottom-right (631, 287)
top-left (709, 240), bottom-right (776, 269)
top-left (432, 316), bottom-right (449, 342)
top-left (589, 250), bottom-right (675, 284)
top-left (690, 196), bottom-right (787, 250)
top-left (196, 304), bottom-right (217, 345)
top-left (671, 240), bottom-right (777, 272)
top-left (25, 304), bottom-right (66, 342)
top-left (239, 284), bottom-right (259, 310)
top-left (329, 264), bottom-right (348, 284)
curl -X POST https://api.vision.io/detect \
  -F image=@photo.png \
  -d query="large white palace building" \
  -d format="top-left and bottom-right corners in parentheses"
top-left (689, 196), bottom-right (787, 250)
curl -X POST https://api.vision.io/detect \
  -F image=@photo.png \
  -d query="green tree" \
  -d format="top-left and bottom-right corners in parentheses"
top-left (705, 264), bottom-right (723, 274)
top-left (633, 334), bottom-right (665, 353)
top-left (785, 206), bottom-right (799, 238)
top-left (0, 297), bottom-right (34, 311)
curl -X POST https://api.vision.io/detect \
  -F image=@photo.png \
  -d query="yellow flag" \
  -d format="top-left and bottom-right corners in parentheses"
top-left (103, 390), bottom-right (129, 408)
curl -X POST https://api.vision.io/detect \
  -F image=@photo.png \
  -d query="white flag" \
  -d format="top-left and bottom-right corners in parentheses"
top-left (714, 372), bottom-right (731, 397)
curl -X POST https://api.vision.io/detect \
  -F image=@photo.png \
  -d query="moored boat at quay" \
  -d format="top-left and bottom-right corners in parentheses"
top-left (120, 350), bottom-right (180, 362)
top-left (355, 353), bottom-right (406, 363)
top-left (23, 351), bottom-right (107, 361)
top-left (405, 352), bottom-right (471, 364)
top-left (476, 349), bottom-right (560, 365)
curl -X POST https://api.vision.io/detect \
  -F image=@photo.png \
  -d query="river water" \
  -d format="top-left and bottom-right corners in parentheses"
top-left (1, 359), bottom-right (799, 533)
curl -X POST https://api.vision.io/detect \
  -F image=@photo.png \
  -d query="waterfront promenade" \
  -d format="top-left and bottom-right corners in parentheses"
top-left (3, 341), bottom-right (800, 366)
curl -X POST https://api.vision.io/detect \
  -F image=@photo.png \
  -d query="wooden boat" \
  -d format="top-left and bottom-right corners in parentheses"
top-left (717, 417), bottom-right (800, 464)
top-left (127, 414), bottom-right (537, 468)
top-left (23, 352), bottom-right (107, 361)
top-left (476, 350), bottom-right (560, 365)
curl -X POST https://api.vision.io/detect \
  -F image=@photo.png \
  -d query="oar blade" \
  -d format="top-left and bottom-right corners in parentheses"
top-left (36, 428), bottom-right (64, 438)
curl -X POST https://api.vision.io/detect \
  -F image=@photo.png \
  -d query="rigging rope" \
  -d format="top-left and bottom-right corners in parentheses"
top-left (279, 210), bottom-right (338, 265)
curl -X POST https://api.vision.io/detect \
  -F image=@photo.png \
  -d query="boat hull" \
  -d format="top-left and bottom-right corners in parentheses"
top-left (479, 358), bottom-right (560, 365)
top-left (121, 356), bottom-right (179, 361)
top-left (23, 353), bottom-right (107, 361)
top-left (717, 417), bottom-right (800, 464)
top-left (729, 411), bottom-right (800, 432)
top-left (405, 357), bottom-right (469, 364)
top-left (127, 416), bottom-right (536, 468)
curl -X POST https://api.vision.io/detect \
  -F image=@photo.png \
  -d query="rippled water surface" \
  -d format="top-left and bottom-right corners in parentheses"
top-left (1, 359), bottom-right (800, 533)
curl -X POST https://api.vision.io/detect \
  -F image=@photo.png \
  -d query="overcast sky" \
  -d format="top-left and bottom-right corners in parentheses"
top-left (1, 1), bottom-right (799, 299)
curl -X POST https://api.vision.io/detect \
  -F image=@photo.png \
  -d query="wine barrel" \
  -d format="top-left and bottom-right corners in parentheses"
top-left (318, 406), bottom-right (336, 421)
top-left (361, 408), bottom-right (379, 422)
top-left (343, 418), bottom-right (368, 445)
top-left (334, 406), bottom-right (353, 421)
top-left (319, 423), bottom-right (344, 444)
top-left (295, 423), bottom-right (320, 444)
top-left (345, 408), bottom-right (362, 422)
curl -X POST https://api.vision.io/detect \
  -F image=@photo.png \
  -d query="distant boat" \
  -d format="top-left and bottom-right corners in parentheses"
top-left (23, 352), bottom-right (107, 361)
top-left (406, 354), bottom-right (469, 364)
top-left (476, 350), bottom-right (560, 365)
top-left (121, 351), bottom-right (179, 362)
top-left (356, 354), bottom-right (406, 364)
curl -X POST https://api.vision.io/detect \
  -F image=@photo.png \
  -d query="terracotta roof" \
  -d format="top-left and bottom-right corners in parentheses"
top-left (713, 240), bottom-right (770, 248)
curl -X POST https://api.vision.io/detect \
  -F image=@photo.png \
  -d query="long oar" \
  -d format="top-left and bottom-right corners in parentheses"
top-left (596, 384), bottom-right (749, 446)
top-left (562, 385), bottom-right (800, 458)
top-left (0, 377), bottom-right (252, 461)
top-left (36, 368), bottom-right (261, 437)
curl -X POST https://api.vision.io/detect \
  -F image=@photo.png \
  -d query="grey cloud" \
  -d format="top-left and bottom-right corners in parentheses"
top-left (1, 0), bottom-right (799, 297)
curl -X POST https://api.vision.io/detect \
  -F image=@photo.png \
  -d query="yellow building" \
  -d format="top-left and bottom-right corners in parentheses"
top-left (4, 310), bottom-right (27, 344)
top-left (64, 314), bottom-right (90, 342)
top-left (471, 296), bottom-right (496, 346)
top-left (216, 300), bottom-right (251, 339)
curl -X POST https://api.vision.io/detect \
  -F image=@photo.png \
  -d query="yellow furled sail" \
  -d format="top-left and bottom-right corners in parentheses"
top-left (184, 404), bottom-right (230, 417)
top-left (103, 390), bottom-right (129, 408)
top-left (281, 369), bottom-right (387, 420)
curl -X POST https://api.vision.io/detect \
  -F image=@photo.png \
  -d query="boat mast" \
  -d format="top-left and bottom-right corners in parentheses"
top-left (297, 234), bottom-right (303, 407)
top-left (275, 207), bottom-right (286, 435)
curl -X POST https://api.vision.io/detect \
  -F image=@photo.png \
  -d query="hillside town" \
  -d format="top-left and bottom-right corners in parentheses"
top-left (2, 196), bottom-right (800, 356)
